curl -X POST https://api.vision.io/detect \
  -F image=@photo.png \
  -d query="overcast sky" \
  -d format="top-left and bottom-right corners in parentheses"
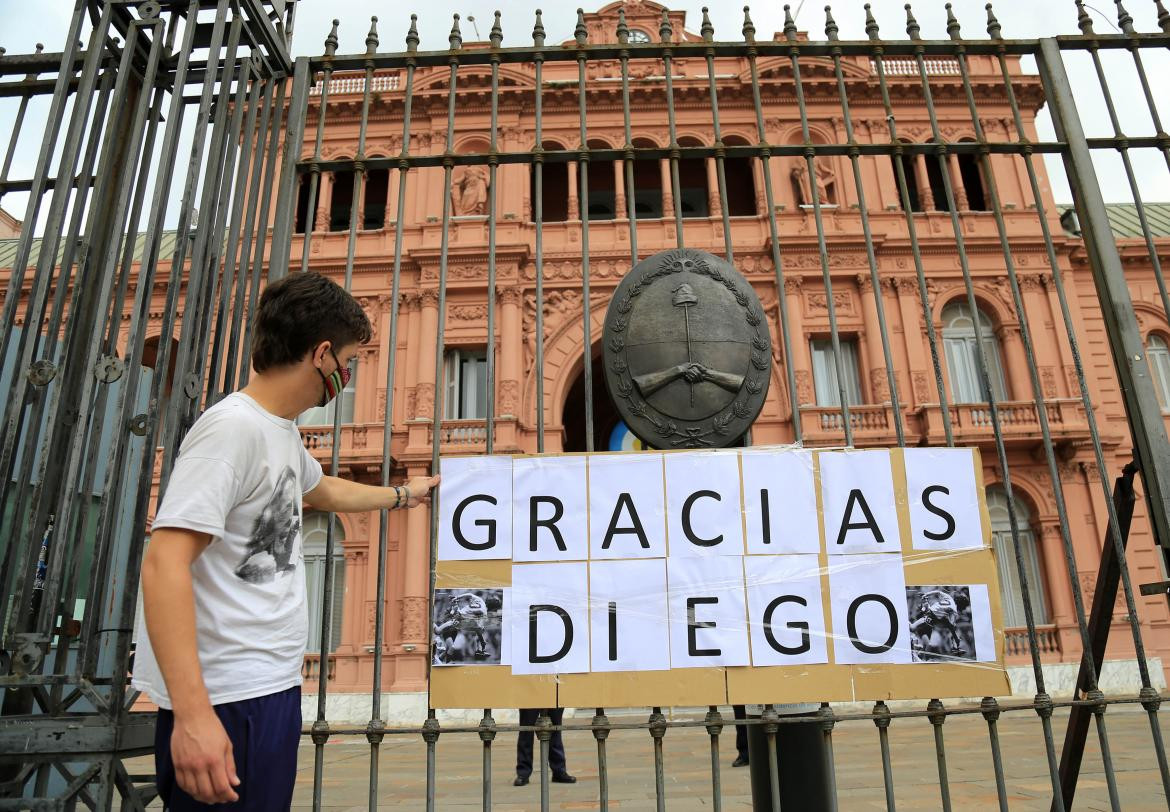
top-left (0, 0), bottom-right (1167, 231)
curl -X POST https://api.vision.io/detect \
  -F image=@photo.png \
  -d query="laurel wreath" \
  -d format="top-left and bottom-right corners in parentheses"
top-left (609, 250), bottom-right (768, 448)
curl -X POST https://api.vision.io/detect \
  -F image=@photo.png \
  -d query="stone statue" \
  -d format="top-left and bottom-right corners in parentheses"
top-left (452, 165), bottom-right (488, 216)
top-left (791, 159), bottom-right (837, 207)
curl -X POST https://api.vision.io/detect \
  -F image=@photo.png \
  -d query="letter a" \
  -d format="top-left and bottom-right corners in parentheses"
top-left (602, 493), bottom-right (650, 550)
top-left (835, 489), bottom-right (886, 546)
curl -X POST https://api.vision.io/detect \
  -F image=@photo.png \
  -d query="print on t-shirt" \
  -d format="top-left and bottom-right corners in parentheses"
top-left (234, 466), bottom-right (302, 584)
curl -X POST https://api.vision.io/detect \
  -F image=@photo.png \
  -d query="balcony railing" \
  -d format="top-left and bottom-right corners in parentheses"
top-left (1005, 624), bottom-right (1062, 658)
top-left (800, 404), bottom-right (898, 446)
top-left (302, 654), bottom-right (336, 683)
top-left (918, 398), bottom-right (1090, 446)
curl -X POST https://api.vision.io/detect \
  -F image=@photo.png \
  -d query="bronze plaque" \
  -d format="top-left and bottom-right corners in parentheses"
top-left (603, 248), bottom-right (772, 448)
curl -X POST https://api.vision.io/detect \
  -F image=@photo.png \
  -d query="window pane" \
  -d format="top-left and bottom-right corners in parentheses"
top-left (1147, 337), bottom-right (1170, 410)
top-left (810, 339), bottom-right (861, 407)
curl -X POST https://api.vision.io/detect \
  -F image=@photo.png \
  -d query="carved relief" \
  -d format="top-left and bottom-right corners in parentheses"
top-left (405, 387), bottom-right (417, 420)
top-left (400, 596), bottom-right (428, 641)
top-left (805, 290), bottom-right (854, 316)
top-left (870, 367), bottom-right (890, 401)
top-left (352, 425), bottom-right (368, 449)
top-left (794, 369), bottom-right (814, 405)
top-left (377, 388), bottom-right (388, 420)
top-left (499, 379), bottom-right (519, 415)
top-left (791, 159), bottom-right (838, 207)
top-left (1040, 366), bottom-right (1058, 398)
top-left (451, 304), bottom-right (488, 321)
top-left (416, 382), bottom-right (435, 420)
top-left (451, 165), bottom-right (489, 215)
top-left (912, 371), bottom-right (931, 404)
top-left (420, 288), bottom-right (440, 307)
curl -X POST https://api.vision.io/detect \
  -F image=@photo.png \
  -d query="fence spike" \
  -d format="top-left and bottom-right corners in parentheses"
top-left (617, 7), bottom-right (629, 44)
top-left (576, 8), bottom-right (588, 45)
top-left (985, 3), bottom-right (1003, 38)
top-left (533, 9), bottom-right (546, 47)
top-left (660, 9), bottom-right (673, 42)
top-left (702, 7), bottom-right (715, 41)
top-left (1076, 0), bottom-right (1096, 34)
top-left (1157, 0), bottom-right (1170, 33)
top-left (945, 3), bottom-right (962, 39)
top-left (406, 14), bottom-right (419, 52)
top-left (366, 16), bottom-right (379, 54)
top-left (904, 3), bottom-right (922, 39)
top-left (865, 3), bottom-right (881, 40)
top-left (324, 18), bottom-right (339, 57)
top-left (1115, 0), bottom-right (1136, 33)
top-left (450, 13), bottom-right (463, 50)
top-left (783, 4), bottom-right (798, 41)
top-left (825, 5), bottom-right (840, 40)
top-left (742, 5), bottom-right (757, 43)
top-left (490, 10), bottom-right (503, 48)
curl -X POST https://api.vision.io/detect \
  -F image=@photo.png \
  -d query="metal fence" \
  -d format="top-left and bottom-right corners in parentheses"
top-left (2, 0), bottom-right (1170, 808)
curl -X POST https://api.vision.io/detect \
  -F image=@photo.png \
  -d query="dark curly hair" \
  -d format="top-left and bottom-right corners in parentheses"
top-left (250, 272), bottom-right (372, 373)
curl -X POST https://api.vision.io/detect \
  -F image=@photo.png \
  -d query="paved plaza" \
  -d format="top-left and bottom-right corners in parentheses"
top-left (243, 702), bottom-right (1170, 810)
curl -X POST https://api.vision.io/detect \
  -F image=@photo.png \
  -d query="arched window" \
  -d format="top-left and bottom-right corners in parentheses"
top-left (925, 156), bottom-right (950, 212)
top-left (330, 170), bottom-right (355, 231)
top-left (723, 135), bottom-right (757, 216)
top-left (303, 513), bottom-right (346, 653)
top-left (1147, 334), bottom-right (1170, 411)
top-left (530, 141), bottom-right (569, 222)
top-left (957, 140), bottom-right (986, 211)
top-left (297, 359), bottom-right (357, 427)
top-left (891, 142), bottom-right (921, 212)
top-left (942, 301), bottom-right (1008, 403)
top-left (294, 171), bottom-right (317, 233)
top-left (677, 136), bottom-right (708, 218)
top-left (363, 168), bottom-right (389, 229)
top-left (986, 486), bottom-right (1048, 627)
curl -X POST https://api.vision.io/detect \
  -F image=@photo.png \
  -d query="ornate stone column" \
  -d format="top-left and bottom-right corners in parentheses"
top-left (783, 277), bottom-right (813, 407)
top-left (999, 324), bottom-right (1031, 401)
top-left (1043, 273), bottom-right (1078, 397)
top-left (660, 158), bottom-right (674, 217)
top-left (567, 161), bottom-right (579, 220)
top-left (416, 289), bottom-right (440, 424)
top-left (499, 287), bottom-right (523, 420)
top-left (315, 170), bottom-right (333, 232)
top-left (385, 168), bottom-right (400, 228)
top-left (857, 274), bottom-right (889, 402)
top-left (947, 153), bottom-right (969, 210)
top-left (1039, 521), bottom-right (1076, 637)
top-left (894, 277), bottom-right (933, 406)
top-left (706, 157), bottom-right (722, 216)
top-left (914, 155), bottom-right (934, 210)
top-left (613, 160), bottom-right (627, 219)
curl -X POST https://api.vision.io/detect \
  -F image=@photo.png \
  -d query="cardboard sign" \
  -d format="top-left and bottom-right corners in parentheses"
top-left (430, 446), bottom-right (1007, 709)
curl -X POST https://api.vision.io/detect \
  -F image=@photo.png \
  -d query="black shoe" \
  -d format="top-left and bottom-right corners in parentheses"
top-left (732, 755), bottom-right (749, 768)
top-left (513, 776), bottom-right (529, 787)
top-left (552, 772), bottom-right (577, 784)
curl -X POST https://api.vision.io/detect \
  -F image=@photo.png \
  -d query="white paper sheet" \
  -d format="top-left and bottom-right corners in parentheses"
top-left (827, 554), bottom-right (911, 664)
top-left (512, 456), bottom-right (589, 563)
top-left (664, 450), bottom-right (745, 557)
top-left (437, 455), bottom-right (513, 561)
top-left (589, 559), bottom-right (671, 671)
top-left (741, 448), bottom-right (819, 555)
top-left (820, 450), bottom-right (901, 554)
top-left (589, 452), bottom-right (668, 560)
top-left (510, 562), bottom-right (590, 675)
top-left (667, 556), bottom-right (750, 667)
top-left (969, 584), bottom-right (996, 662)
top-left (903, 447), bottom-right (984, 551)
top-left (744, 555), bottom-right (829, 666)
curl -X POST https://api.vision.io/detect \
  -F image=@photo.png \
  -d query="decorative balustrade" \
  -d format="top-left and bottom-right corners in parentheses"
top-left (302, 654), bottom-right (336, 683)
top-left (800, 404), bottom-right (897, 446)
top-left (917, 398), bottom-right (1090, 446)
top-left (1004, 625), bottom-right (1062, 658)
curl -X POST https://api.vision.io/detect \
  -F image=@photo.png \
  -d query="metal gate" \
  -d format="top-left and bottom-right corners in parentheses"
top-left (3, 0), bottom-right (1170, 808)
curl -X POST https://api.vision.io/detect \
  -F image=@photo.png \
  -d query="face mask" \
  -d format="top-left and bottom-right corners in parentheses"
top-left (318, 348), bottom-right (351, 408)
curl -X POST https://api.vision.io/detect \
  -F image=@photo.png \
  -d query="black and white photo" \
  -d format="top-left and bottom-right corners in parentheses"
top-left (906, 585), bottom-right (977, 663)
top-left (432, 588), bottom-right (504, 665)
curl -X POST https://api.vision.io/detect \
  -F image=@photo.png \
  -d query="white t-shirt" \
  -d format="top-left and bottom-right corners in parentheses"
top-left (132, 392), bottom-right (324, 709)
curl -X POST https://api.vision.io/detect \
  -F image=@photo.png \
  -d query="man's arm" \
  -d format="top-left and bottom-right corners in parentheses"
top-left (303, 474), bottom-right (440, 514)
top-left (141, 528), bottom-right (240, 803)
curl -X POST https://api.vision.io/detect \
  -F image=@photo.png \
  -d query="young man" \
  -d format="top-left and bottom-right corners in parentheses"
top-left (134, 272), bottom-right (438, 808)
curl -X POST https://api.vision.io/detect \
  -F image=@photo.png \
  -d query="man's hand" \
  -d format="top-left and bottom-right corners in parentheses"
top-left (171, 707), bottom-right (240, 803)
top-left (404, 475), bottom-right (440, 507)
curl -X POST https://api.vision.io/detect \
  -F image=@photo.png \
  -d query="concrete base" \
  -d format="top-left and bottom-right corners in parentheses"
top-left (302, 658), bottom-right (1165, 725)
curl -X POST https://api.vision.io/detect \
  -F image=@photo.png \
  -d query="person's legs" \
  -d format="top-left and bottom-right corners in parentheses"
top-left (516, 708), bottom-right (538, 781)
top-left (732, 705), bottom-right (749, 766)
top-left (155, 686), bottom-right (301, 811)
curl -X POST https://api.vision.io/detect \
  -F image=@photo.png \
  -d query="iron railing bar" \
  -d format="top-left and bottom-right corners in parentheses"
top-left (266, 55), bottom-right (311, 282)
top-left (617, 8), bottom-right (639, 266)
top-left (0, 4), bottom-right (112, 596)
top-left (239, 76), bottom-right (289, 385)
top-left (980, 697), bottom-right (1010, 812)
top-left (154, 2), bottom-right (238, 489)
top-left (0, 45), bottom-right (40, 201)
top-left (907, 26), bottom-right (1064, 809)
top-left (574, 11), bottom-right (596, 453)
top-left (592, 708), bottom-right (610, 811)
top-left (1120, 42), bottom-right (1170, 174)
top-left (538, 711), bottom-right (551, 812)
top-left (703, 706), bottom-right (722, 812)
top-left (1036, 35), bottom-right (1170, 803)
top-left (927, 699), bottom-right (953, 811)
top-left (783, 15), bottom-right (853, 445)
top-left (649, 707), bottom-right (666, 812)
top-left (660, 13), bottom-right (685, 251)
top-left (425, 18), bottom-right (464, 812)
top-left (533, 11), bottom-right (546, 453)
top-left (826, 19), bottom-right (906, 447)
top-left (297, 22), bottom-right (339, 276)
top-left (223, 76), bottom-right (276, 394)
top-left (819, 703), bottom-right (840, 811)
top-left (484, 11), bottom-right (501, 455)
top-left (763, 705), bottom-right (781, 810)
top-left (369, 18), bottom-right (419, 811)
top-left (480, 709), bottom-right (495, 811)
top-left (873, 702), bottom-right (897, 811)
top-left (205, 62), bottom-right (263, 407)
top-left (743, 8), bottom-right (802, 442)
